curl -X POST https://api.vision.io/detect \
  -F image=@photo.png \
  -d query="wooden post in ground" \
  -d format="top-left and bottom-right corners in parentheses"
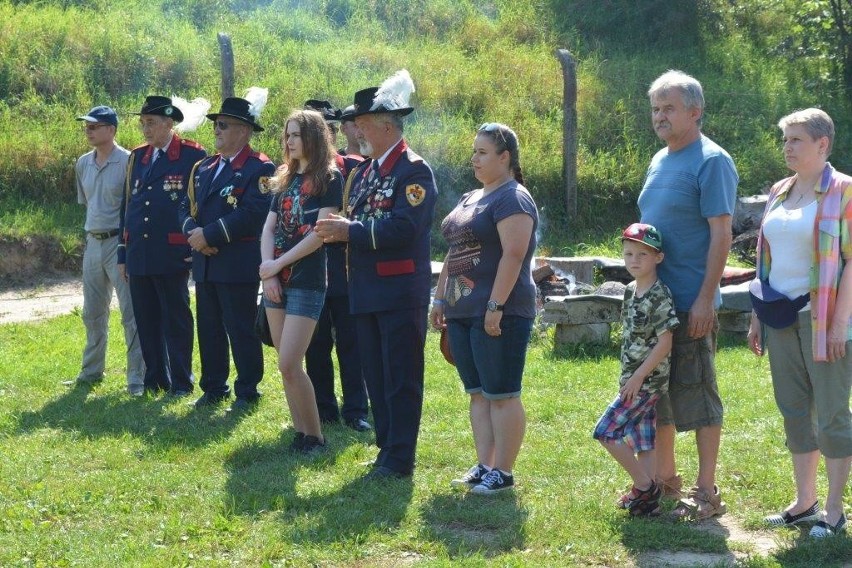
top-left (218, 33), bottom-right (234, 99)
top-left (555, 49), bottom-right (577, 220)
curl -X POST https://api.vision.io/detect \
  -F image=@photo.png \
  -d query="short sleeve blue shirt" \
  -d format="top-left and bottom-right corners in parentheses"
top-left (638, 135), bottom-right (738, 311)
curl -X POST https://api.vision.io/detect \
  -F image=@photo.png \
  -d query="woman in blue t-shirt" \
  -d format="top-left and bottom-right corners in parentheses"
top-left (430, 122), bottom-right (539, 494)
top-left (259, 109), bottom-right (343, 455)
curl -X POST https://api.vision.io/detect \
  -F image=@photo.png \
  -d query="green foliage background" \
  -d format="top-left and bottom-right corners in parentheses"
top-left (1, 0), bottom-right (850, 253)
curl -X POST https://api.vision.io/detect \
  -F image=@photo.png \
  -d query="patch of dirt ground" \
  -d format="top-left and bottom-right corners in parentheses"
top-left (0, 276), bottom-right (93, 324)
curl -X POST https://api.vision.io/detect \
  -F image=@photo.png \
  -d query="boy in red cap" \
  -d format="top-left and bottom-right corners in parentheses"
top-left (592, 223), bottom-right (680, 516)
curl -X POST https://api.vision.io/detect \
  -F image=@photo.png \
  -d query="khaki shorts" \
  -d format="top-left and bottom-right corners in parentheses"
top-left (656, 312), bottom-right (723, 431)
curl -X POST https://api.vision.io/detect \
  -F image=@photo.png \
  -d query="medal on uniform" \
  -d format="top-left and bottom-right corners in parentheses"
top-left (220, 185), bottom-right (234, 197)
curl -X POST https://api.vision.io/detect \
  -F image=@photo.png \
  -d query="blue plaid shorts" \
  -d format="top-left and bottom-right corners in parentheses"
top-left (592, 390), bottom-right (661, 452)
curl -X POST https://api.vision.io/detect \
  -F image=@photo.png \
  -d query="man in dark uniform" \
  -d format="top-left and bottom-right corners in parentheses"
top-left (119, 95), bottom-right (206, 396)
top-left (303, 99), bottom-right (371, 432)
top-left (179, 94), bottom-right (275, 412)
top-left (316, 70), bottom-right (438, 479)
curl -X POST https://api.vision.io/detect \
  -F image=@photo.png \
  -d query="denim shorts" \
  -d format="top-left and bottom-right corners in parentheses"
top-left (263, 287), bottom-right (325, 321)
top-left (446, 315), bottom-right (533, 399)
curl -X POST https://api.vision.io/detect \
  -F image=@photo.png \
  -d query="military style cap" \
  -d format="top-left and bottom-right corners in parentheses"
top-left (206, 97), bottom-right (265, 132)
top-left (622, 222), bottom-right (663, 252)
top-left (304, 99), bottom-right (342, 122)
top-left (135, 95), bottom-right (184, 122)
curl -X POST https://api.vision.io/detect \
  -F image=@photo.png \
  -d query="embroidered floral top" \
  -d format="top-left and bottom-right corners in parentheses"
top-left (755, 162), bottom-right (852, 361)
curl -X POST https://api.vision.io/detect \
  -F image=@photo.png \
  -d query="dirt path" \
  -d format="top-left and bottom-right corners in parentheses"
top-left (0, 276), bottom-right (93, 324)
top-left (634, 515), bottom-right (780, 567)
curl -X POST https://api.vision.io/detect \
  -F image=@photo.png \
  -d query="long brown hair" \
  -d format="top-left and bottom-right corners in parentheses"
top-left (271, 109), bottom-right (337, 196)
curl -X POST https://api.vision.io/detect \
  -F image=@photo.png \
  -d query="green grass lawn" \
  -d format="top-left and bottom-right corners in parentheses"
top-left (0, 313), bottom-right (849, 566)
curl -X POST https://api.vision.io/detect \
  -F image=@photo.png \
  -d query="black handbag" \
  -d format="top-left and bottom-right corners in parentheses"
top-left (255, 296), bottom-right (274, 347)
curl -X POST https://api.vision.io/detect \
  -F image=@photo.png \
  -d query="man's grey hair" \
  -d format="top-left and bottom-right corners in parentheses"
top-left (648, 70), bottom-right (705, 126)
top-left (778, 108), bottom-right (834, 156)
top-left (380, 112), bottom-right (405, 133)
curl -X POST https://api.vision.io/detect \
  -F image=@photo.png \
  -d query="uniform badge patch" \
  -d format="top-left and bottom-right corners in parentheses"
top-left (258, 176), bottom-right (271, 194)
top-left (405, 184), bottom-right (426, 206)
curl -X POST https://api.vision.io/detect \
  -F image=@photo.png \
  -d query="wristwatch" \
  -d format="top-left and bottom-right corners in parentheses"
top-left (486, 300), bottom-right (504, 312)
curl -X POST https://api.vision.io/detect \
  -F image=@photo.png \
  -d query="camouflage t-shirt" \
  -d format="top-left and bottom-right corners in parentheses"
top-left (619, 279), bottom-right (680, 394)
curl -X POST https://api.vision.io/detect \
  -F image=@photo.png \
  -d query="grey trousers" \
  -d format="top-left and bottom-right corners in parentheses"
top-left (80, 234), bottom-right (145, 386)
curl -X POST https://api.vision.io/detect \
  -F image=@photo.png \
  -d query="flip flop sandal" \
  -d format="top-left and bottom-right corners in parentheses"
top-left (764, 502), bottom-right (820, 527)
top-left (671, 485), bottom-right (727, 521)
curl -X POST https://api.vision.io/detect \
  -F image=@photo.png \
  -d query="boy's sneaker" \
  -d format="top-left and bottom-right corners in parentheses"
top-left (451, 463), bottom-right (489, 488)
top-left (470, 469), bottom-right (514, 494)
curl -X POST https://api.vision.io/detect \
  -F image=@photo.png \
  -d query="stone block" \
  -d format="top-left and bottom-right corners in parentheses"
top-left (541, 295), bottom-right (622, 325)
top-left (720, 281), bottom-right (752, 312)
top-left (555, 323), bottom-right (611, 345)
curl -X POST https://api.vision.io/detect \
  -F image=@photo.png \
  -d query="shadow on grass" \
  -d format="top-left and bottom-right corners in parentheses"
top-left (223, 438), bottom-right (414, 544)
top-left (14, 382), bottom-right (248, 448)
top-left (618, 515), bottom-right (733, 566)
top-left (770, 529), bottom-right (852, 567)
top-left (420, 491), bottom-right (528, 557)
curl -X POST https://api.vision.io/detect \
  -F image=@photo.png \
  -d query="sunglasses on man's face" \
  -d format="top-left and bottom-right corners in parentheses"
top-left (214, 120), bottom-right (244, 131)
top-left (82, 123), bottom-right (109, 132)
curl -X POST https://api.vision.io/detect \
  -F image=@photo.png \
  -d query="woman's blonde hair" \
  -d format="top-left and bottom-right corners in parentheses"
top-left (778, 108), bottom-right (835, 156)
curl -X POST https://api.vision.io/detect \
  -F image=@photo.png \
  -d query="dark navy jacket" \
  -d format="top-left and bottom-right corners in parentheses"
top-left (326, 152), bottom-right (365, 297)
top-left (179, 145), bottom-right (274, 284)
top-left (345, 140), bottom-right (437, 314)
top-left (119, 134), bottom-right (206, 275)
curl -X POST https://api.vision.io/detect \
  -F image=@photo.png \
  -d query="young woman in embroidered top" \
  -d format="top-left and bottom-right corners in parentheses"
top-left (259, 109), bottom-right (343, 454)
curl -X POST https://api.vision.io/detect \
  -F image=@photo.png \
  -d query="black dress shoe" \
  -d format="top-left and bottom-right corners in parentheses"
top-left (228, 397), bottom-right (259, 413)
top-left (168, 389), bottom-right (192, 398)
top-left (363, 465), bottom-right (410, 481)
top-left (345, 418), bottom-right (372, 432)
top-left (193, 392), bottom-right (230, 408)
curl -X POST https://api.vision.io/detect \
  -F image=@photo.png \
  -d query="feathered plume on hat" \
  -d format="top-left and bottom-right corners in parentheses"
top-left (370, 69), bottom-right (415, 113)
top-left (172, 97), bottom-right (211, 133)
top-left (244, 87), bottom-right (269, 120)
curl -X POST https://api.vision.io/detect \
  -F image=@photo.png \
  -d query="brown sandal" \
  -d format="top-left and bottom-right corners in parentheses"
top-left (671, 485), bottom-right (727, 521)
top-left (656, 474), bottom-right (684, 501)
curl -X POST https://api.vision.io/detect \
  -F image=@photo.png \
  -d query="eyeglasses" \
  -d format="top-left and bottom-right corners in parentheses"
top-left (82, 123), bottom-right (109, 132)
top-left (214, 120), bottom-right (243, 131)
top-left (478, 122), bottom-right (516, 151)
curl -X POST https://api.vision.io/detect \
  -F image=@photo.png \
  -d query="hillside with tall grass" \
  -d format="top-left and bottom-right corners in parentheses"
top-left (1, 0), bottom-right (849, 254)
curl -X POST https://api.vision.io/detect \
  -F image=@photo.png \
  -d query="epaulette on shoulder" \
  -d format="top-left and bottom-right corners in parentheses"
top-left (405, 148), bottom-right (425, 164)
top-left (251, 151), bottom-right (272, 163)
top-left (181, 139), bottom-right (204, 150)
top-left (131, 143), bottom-right (149, 152)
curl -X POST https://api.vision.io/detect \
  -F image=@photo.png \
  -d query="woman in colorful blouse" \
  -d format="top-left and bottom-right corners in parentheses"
top-left (747, 108), bottom-right (852, 538)
top-left (260, 109), bottom-right (343, 455)
top-left (430, 123), bottom-right (538, 494)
